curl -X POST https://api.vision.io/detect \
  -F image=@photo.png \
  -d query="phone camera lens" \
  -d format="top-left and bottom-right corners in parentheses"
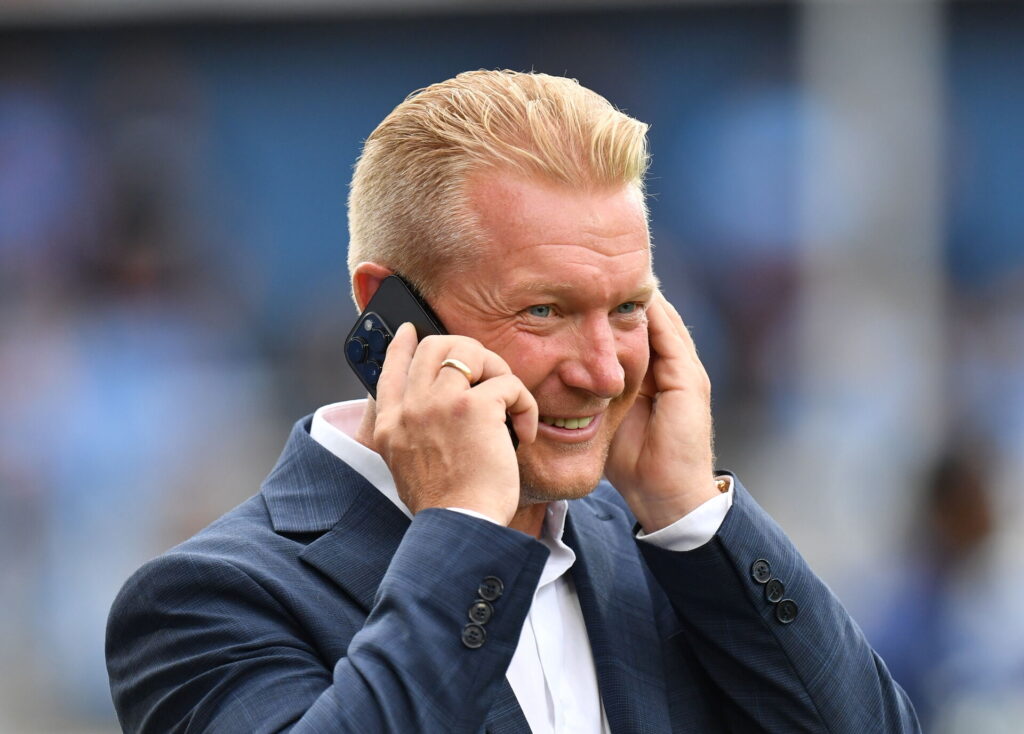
top-left (367, 328), bottom-right (389, 354)
top-left (365, 361), bottom-right (383, 381)
top-left (346, 337), bottom-right (369, 364)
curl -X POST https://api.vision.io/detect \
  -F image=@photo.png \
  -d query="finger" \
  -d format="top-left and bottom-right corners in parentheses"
top-left (470, 374), bottom-right (539, 445)
top-left (375, 322), bottom-right (418, 406)
top-left (407, 334), bottom-right (512, 394)
top-left (646, 296), bottom-right (690, 362)
top-left (437, 357), bottom-right (475, 389)
top-left (638, 355), bottom-right (658, 400)
top-left (643, 295), bottom-right (707, 396)
top-left (650, 291), bottom-right (693, 346)
top-left (404, 334), bottom-right (458, 394)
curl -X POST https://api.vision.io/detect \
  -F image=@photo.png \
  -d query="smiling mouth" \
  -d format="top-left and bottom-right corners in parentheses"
top-left (539, 415), bottom-right (595, 430)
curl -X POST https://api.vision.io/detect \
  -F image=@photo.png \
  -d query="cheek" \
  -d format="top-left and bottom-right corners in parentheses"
top-left (618, 329), bottom-right (650, 389)
top-left (501, 337), bottom-right (564, 392)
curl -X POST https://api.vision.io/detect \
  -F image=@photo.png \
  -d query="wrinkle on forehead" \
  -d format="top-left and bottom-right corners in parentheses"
top-left (499, 242), bottom-right (653, 287)
top-left (501, 239), bottom-right (650, 259)
top-left (500, 212), bottom-right (648, 253)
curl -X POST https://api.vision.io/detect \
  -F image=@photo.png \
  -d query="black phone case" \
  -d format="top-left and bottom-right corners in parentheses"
top-left (344, 275), bottom-right (446, 398)
top-left (344, 275), bottom-right (518, 448)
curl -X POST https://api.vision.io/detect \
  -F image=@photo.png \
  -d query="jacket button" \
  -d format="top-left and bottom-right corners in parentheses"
top-left (776, 599), bottom-right (799, 624)
top-left (461, 623), bottom-right (487, 649)
top-left (765, 578), bottom-right (785, 604)
top-left (468, 599), bottom-right (493, 625)
top-left (478, 576), bottom-right (504, 602)
top-left (751, 559), bottom-right (772, 584)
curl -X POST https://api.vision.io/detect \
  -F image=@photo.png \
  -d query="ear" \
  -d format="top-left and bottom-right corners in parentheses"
top-left (352, 262), bottom-right (394, 311)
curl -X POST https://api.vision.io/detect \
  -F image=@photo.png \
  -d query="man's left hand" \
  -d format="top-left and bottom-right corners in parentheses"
top-left (605, 292), bottom-right (720, 533)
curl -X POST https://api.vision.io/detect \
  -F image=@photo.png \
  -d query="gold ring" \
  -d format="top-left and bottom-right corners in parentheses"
top-left (440, 357), bottom-right (474, 384)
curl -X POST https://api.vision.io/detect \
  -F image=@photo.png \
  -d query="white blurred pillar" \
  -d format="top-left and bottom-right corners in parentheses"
top-left (785, 0), bottom-right (946, 589)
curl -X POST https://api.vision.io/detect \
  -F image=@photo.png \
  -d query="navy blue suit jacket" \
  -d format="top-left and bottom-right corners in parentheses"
top-left (106, 417), bottom-right (919, 732)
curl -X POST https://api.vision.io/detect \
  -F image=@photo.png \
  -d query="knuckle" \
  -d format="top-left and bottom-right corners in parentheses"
top-left (419, 334), bottom-right (444, 351)
top-left (492, 353), bottom-right (512, 373)
top-left (449, 392), bottom-right (473, 419)
top-left (373, 419), bottom-right (393, 445)
top-left (453, 334), bottom-right (484, 350)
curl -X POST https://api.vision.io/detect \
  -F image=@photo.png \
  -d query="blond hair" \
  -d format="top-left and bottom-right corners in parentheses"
top-left (347, 69), bottom-right (650, 301)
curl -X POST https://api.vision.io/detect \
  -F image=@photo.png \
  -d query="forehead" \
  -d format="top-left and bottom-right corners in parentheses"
top-left (465, 174), bottom-right (653, 288)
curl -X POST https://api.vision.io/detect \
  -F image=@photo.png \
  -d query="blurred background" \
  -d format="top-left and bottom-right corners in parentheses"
top-left (1, 0), bottom-right (1022, 731)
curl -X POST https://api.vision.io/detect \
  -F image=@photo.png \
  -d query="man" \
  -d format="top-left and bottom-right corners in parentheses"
top-left (107, 70), bottom-right (919, 732)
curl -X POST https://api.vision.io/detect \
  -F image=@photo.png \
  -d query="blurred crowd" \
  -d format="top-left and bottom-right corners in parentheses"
top-left (1, 4), bottom-right (1022, 731)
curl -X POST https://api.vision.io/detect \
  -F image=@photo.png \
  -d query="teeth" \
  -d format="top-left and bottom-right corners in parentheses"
top-left (540, 416), bottom-right (594, 430)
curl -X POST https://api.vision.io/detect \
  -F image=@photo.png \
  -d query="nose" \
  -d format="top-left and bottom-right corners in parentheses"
top-left (558, 316), bottom-right (626, 399)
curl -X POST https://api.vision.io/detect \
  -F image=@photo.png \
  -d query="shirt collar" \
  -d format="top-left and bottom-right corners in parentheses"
top-left (537, 499), bottom-right (577, 587)
top-left (310, 400), bottom-right (411, 520)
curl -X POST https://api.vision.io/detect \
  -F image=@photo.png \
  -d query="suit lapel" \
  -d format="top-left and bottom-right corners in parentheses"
top-left (565, 498), bottom-right (672, 734)
top-left (298, 491), bottom-right (410, 612)
top-left (261, 416), bottom-right (411, 612)
top-left (482, 680), bottom-right (532, 734)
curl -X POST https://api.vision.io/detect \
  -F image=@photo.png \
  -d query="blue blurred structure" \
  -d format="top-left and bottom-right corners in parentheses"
top-left (1, 3), bottom-right (1022, 730)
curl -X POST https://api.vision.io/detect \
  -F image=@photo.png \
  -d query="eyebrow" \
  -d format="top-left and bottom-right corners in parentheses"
top-left (512, 278), bottom-right (658, 301)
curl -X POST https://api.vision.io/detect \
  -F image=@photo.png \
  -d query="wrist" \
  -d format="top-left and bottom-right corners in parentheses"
top-left (446, 506), bottom-right (504, 525)
top-left (414, 496), bottom-right (515, 526)
top-left (631, 476), bottom-right (728, 533)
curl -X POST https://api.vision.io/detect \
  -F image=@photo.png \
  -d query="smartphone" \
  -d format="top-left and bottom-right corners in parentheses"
top-left (344, 275), bottom-right (518, 448)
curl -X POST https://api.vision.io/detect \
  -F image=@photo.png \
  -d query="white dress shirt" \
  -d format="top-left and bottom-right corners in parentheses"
top-left (310, 400), bottom-right (733, 734)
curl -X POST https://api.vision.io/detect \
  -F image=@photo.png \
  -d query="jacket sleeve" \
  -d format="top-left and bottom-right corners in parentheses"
top-left (106, 509), bottom-right (548, 733)
top-left (637, 476), bottom-right (920, 733)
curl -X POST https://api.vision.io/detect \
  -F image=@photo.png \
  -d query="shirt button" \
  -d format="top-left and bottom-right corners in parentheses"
top-left (765, 578), bottom-right (785, 604)
top-left (751, 559), bottom-right (772, 584)
top-left (461, 623), bottom-right (487, 649)
top-left (776, 599), bottom-right (799, 624)
top-left (468, 599), bottom-right (493, 625)
top-left (478, 576), bottom-right (504, 602)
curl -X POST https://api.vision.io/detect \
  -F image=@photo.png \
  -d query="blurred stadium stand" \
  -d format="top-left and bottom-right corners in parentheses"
top-left (1, 1), bottom-right (1022, 731)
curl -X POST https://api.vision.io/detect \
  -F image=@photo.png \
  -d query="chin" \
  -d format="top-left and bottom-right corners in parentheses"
top-left (516, 444), bottom-right (609, 505)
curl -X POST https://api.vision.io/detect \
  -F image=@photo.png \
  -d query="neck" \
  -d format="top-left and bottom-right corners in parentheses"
top-left (355, 398), bottom-right (549, 539)
top-left (509, 503), bottom-right (548, 539)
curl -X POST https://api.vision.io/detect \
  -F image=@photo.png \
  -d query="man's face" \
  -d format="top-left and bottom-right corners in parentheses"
top-left (431, 174), bottom-right (655, 503)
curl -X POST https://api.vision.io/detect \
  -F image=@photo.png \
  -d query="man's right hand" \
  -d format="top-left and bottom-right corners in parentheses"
top-left (372, 322), bottom-right (538, 525)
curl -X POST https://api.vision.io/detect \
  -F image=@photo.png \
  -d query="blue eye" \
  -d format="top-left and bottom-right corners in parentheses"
top-left (527, 305), bottom-right (553, 318)
top-left (616, 302), bottom-right (638, 314)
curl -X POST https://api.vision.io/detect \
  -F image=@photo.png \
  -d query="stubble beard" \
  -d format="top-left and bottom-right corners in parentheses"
top-left (515, 438), bottom-right (612, 507)
top-left (515, 392), bottom-right (637, 506)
